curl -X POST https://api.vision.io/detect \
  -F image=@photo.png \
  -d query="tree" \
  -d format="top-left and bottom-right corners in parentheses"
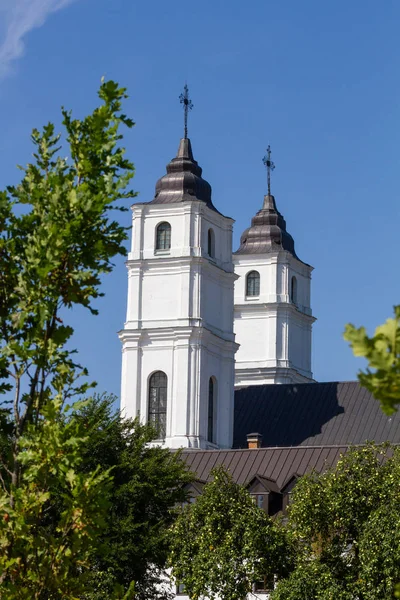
top-left (0, 399), bottom-right (114, 599)
top-left (74, 395), bottom-right (193, 600)
top-left (169, 466), bottom-right (291, 600)
top-left (344, 305), bottom-right (400, 415)
top-left (272, 444), bottom-right (400, 600)
top-left (0, 79), bottom-right (136, 598)
top-left (345, 307), bottom-right (400, 597)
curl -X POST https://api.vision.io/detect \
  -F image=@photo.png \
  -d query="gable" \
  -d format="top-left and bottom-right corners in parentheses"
top-left (246, 475), bottom-right (280, 494)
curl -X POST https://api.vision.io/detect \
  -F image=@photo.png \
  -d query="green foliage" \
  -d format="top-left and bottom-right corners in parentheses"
top-left (344, 305), bottom-right (400, 415)
top-left (0, 80), bottom-right (136, 597)
top-left (358, 502), bottom-right (400, 599)
top-left (169, 466), bottom-right (291, 600)
top-left (0, 78), bottom-right (135, 441)
top-left (272, 561), bottom-right (352, 600)
top-left (0, 399), bottom-right (112, 599)
top-left (74, 395), bottom-right (193, 600)
top-left (272, 444), bottom-right (400, 600)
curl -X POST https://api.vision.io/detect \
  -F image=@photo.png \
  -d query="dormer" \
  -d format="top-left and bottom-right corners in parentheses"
top-left (246, 474), bottom-right (282, 516)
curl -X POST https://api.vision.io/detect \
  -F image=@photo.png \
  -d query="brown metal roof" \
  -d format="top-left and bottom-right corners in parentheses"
top-left (181, 382), bottom-right (400, 492)
top-left (145, 138), bottom-right (221, 214)
top-left (183, 445), bottom-right (349, 490)
top-left (234, 194), bottom-right (305, 263)
top-left (233, 381), bottom-right (400, 449)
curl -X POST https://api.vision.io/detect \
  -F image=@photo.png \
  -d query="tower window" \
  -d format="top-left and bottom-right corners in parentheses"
top-left (207, 228), bottom-right (215, 258)
top-left (208, 377), bottom-right (216, 443)
top-left (246, 270), bottom-right (260, 297)
top-left (148, 371), bottom-right (167, 438)
top-left (291, 276), bottom-right (297, 304)
top-left (155, 222), bottom-right (171, 251)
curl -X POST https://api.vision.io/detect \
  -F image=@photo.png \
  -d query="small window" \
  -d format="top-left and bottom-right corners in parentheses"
top-left (155, 222), bottom-right (171, 251)
top-left (256, 494), bottom-right (264, 509)
top-left (208, 377), bottom-right (216, 443)
top-left (180, 495), bottom-right (196, 509)
top-left (176, 582), bottom-right (186, 595)
top-left (291, 275), bottom-right (297, 304)
top-left (254, 574), bottom-right (275, 592)
top-left (246, 271), bottom-right (260, 297)
top-left (250, 494), bottom-right (265, 509)
top-left (207, 228), bottom-right (215, 258)
top-left (148, 371), bottom-right (167, 438)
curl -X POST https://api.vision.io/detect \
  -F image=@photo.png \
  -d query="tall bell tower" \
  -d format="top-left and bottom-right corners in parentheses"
top-left (119, 87), bottom-right (237, 449)
top-left (233, 146), bottom-right (315, 386)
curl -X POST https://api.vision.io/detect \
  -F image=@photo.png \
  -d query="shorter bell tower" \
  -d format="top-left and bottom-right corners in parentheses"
top-left (233, 146), bottom-right (315, 387)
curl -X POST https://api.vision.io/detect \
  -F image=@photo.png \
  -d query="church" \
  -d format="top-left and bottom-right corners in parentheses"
top-left (118, 90), bottom-right (400, 593)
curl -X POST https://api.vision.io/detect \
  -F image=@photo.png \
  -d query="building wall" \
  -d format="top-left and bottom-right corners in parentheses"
top-left (233, 251), bottom-right (315, 386)
top-left (120, 201), bottom-right (238, 449)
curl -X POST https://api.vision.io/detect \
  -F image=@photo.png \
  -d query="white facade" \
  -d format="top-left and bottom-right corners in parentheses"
top-left (233, 250), bottom-right (315, 386)
top-left (119, 198), bottom-right (238, 449)
top-left (119, 136), bottom-right (316, 452)
top-left (232, 192), bottom-right (316, 387)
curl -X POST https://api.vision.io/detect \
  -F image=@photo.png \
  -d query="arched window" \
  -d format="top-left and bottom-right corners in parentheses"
top-left (148, 371), bottom-right (167, 438)
top-left (208, 377), bottom-right (216, 443)
top-left (246, 271), bottom-right (260, 297)
top-left (155, 222), bottom-right (171, 251)
top-left (291, 276), bottom-right (297, 304)
top-left (207, 228), bottom-right (215, 258)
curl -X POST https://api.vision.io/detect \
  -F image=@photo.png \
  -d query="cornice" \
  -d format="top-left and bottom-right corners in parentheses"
top-left (126, 254), bottom-right (236, 279)
top-left (234, 302), bottom-right (316, 322)
top-left (234, 365), bottom-right (315, 384)
top-left (131, 199), bottom-right (234, 226)
top-left (233, 251), bottom-right (313, 275)
top-left (119, 324), bottom-right (238, 351)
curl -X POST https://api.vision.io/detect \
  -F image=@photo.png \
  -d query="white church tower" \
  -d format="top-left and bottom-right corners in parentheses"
top-left (233, 147), bottom-right (315, 387)
top-left (119, 92), bottom-right (237, 449)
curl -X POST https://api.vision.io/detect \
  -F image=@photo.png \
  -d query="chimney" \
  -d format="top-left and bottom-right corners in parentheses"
top-left (246, 432), bottom-right (263, 449)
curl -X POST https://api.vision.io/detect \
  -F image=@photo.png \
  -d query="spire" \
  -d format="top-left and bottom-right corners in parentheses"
top-left (235, 193), bottom-right (298, 257)
top-left (148, 86), bottom-right (219, 212)
top-left (149, 137), bottom-right (218, 212)
top-left (179, 84), bottom-right (193, 140)
top-left (234, 148), bottom-right (299, 258)
top-left (262, 145), bottom-right (275, 197)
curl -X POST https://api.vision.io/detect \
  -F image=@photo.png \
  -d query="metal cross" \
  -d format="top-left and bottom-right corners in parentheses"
top-left (262, 145), bottom-right (275, 196)
top-left (179, 84), bottom-right (193, 139)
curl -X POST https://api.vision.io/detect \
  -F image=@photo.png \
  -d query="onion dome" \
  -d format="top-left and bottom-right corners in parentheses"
top-left (148, 138), bottom-right (219, 213)
top-left (234, 194), bottom-right (299, 258)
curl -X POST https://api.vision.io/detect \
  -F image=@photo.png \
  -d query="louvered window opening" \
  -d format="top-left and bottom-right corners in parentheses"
top-left (207, 228), bottom-right (215, 258)
top-left (148, 371), bottom-right (167, 438)
top-left (291, 275), bottom-right (297, 304)
top-left (156, 222), bottom-right (171, 251)
top-left (246, 271), bottom-right (260, 296)
top-left (208, 378), bottom-right (214, 443)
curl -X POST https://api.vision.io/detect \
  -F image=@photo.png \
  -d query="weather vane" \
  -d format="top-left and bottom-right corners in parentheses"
top-left (179, 84), bottom-right (193, 139)
top-left (262, 145), bottom-right (275, 196)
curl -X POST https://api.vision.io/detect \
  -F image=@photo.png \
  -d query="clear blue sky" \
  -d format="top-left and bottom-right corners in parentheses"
top-left (0, 0), bottom-right (399, 398)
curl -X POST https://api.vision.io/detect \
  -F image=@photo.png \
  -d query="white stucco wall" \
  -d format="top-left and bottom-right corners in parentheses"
top-left (159, 568), bottom-right (272, 600)
top-left (233, 251), bottom-right (315, 386)
top-left (120, 201), bottom-right (238, 449)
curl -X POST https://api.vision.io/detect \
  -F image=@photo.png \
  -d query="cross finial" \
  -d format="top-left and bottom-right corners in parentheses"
top-left (262, 145), bottom-right (275, 196)
top-left (179, 84), bottom-right (193, 139)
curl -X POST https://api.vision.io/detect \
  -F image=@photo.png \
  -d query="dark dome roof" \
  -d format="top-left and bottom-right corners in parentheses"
top-left (235, 194), bottom-right (299, 258)
top-left (148, 138), bottom-right (219, 213)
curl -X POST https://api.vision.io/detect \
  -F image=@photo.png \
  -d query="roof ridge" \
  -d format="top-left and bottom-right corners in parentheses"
top-left (182, 443), bottom-right (394, 454)
top-left (236, 380), bottom-right (361, 389)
